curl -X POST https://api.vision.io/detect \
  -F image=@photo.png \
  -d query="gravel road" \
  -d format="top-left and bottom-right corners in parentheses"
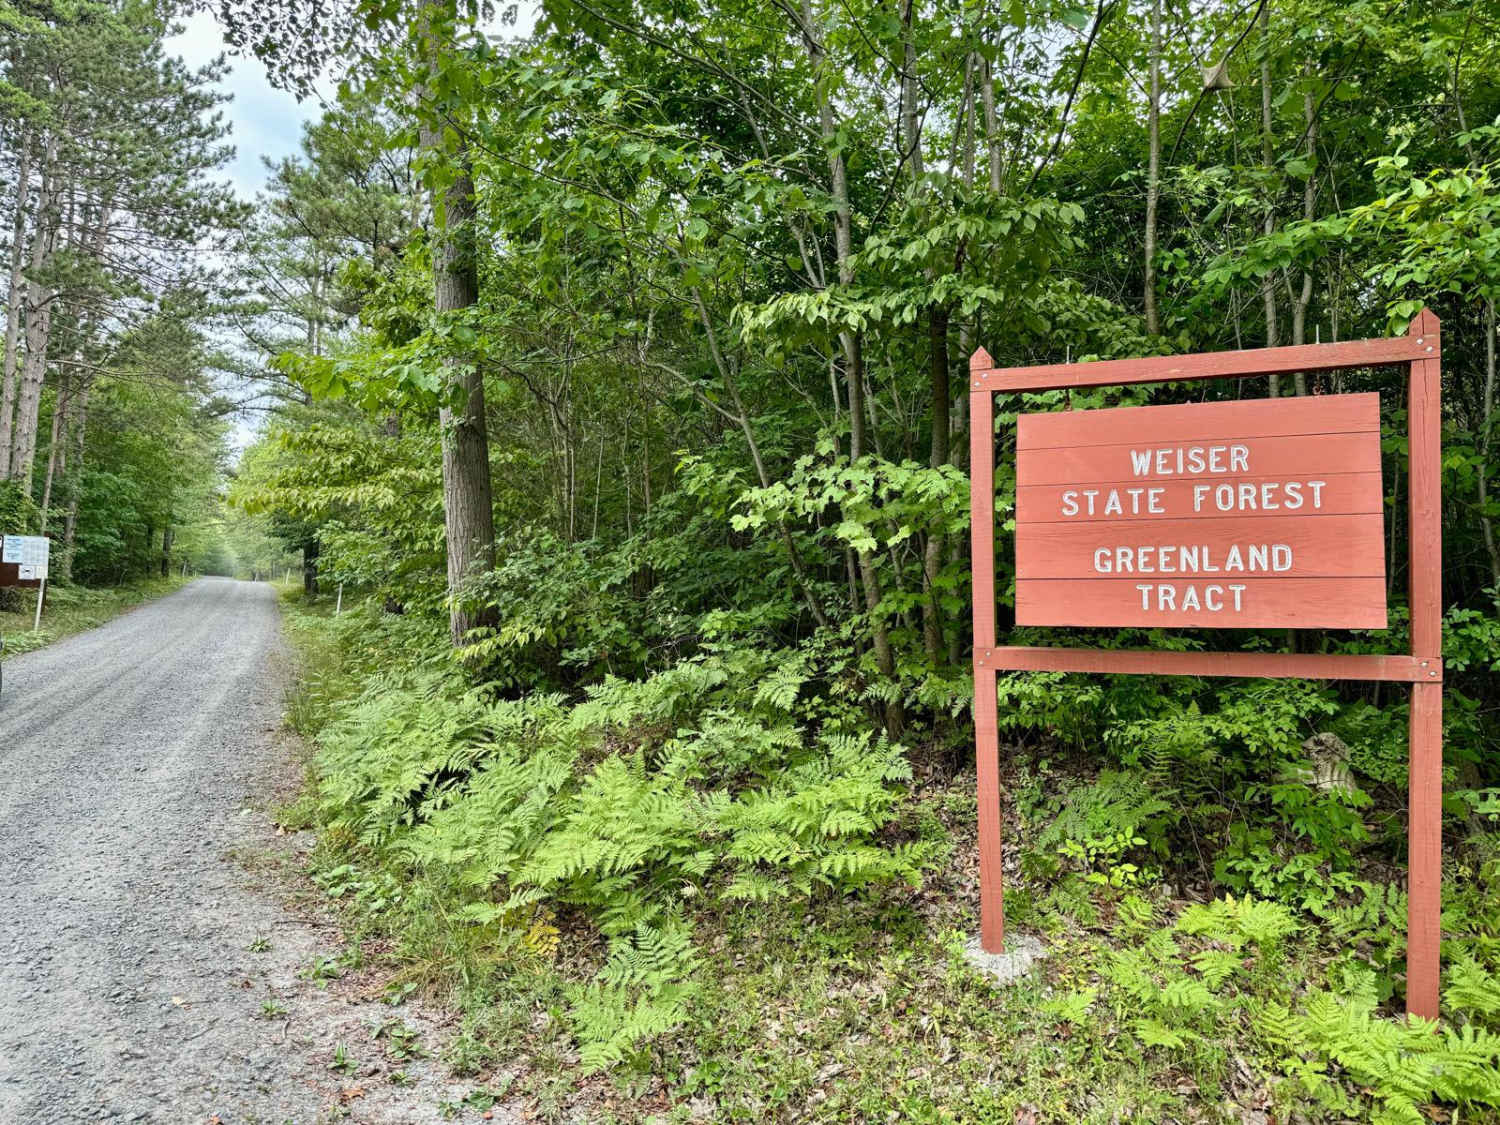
top-left (0, 579), bottom-right (507, 1124)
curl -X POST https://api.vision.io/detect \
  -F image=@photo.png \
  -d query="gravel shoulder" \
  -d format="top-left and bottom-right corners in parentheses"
top-left (0, 578), bottom-right (511, 1124)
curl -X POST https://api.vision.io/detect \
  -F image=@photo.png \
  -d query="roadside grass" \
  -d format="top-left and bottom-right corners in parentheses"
top-left (273, 599), bottom-right (1500, 1124)
top-left (0, 574), bottom-right (191, 658)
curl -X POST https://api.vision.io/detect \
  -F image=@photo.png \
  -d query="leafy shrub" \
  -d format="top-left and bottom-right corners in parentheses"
top-left (0, 480), bottom-right (38, 535)
top-left (1024, 769), bottom-right (1176, 890)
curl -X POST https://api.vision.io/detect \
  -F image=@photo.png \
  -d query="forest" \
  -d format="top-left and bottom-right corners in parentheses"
top-left (7, 0), bottom-right (1500, 1119)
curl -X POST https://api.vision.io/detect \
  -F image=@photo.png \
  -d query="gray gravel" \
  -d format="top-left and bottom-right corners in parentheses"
top-left (0, 578), bottom-right (513, 1124)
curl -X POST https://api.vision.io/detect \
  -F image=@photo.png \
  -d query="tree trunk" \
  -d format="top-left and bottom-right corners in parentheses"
top-left (689, 285), bottom-right (829, 628)
top-left (1480, 298), bottom-right (1500, 588)
top-left (161, 525), bottom-right (173, 578)
top-left (921, 305), bottom-right (949, 663)
top-left (800, 0), bottom-right (903, 735)
top-left (1289, 62), bottom-right (1316, 395)
top-left (11, 137), bottom-right (60, 490)
top-left (899, 0), bottom-right (923, 179)
top-left (1143, 0), bottom-right (1161, 335)
top-left (1258, 0), bottom-right (1280, 394)
top-left (0, 127), bottom-right (32, 479)
top-left (420, 6), bottom-right (497, 646)
top-left (981, 54), bottom-right (1002, 194)
top-left (59, 379), bottom-right (90, 583)
top-left (38, 368), bottom-right (67, 531)
top-left (303, 538), bottom-right (319, 595)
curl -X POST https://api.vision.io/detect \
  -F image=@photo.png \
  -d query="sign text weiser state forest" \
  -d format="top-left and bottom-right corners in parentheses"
top-left (1013, 393), bottom-right (1386, 629)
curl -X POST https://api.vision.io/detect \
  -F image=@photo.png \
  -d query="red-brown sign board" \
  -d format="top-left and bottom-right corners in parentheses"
top-left (1013, 393), bottom-right (1386, 629)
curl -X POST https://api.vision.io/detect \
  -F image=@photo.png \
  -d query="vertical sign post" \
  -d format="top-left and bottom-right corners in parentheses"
top-left (969, 312), bottom-right (1443, 1018)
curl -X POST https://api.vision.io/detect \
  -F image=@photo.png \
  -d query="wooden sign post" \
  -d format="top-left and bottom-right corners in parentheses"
top-left (969, 311), bottom-right (1443, 1018)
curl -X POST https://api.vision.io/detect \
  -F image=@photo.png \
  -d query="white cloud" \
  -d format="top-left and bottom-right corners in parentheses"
top-left (166, 10), bottom-right (315, 201)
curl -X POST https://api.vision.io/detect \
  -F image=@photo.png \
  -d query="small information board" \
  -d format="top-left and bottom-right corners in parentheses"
top-left (1013, 393), bottom-right (1386, 629)
top-left (0, 534), bottom-right (50, 587)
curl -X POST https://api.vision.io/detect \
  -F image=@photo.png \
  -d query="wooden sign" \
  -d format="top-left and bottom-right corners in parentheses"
top-left (1013, 394), bottom-right (1386, 629)
top-left (968, 312), bottom-right (1444, 1020)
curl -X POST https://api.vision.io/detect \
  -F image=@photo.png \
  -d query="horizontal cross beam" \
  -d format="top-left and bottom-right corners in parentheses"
top-left (973, 645), bottom-right (1440, 682)
top-left (971, 332), bottom-right (1439, 393)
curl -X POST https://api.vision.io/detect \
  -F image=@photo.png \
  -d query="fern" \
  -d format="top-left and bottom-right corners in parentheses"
top-left (1262, 989), bottom-right (1500, 1122)
top-left (309, 633), bottom-right (938, 1069)
top-left (1133, 1018), bottom-right (1188, 1049)
top-left (1445, 954), bottom-right (1500, 1020)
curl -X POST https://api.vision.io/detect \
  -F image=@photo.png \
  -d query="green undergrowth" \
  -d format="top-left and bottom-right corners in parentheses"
top-left (279, 594), bottom-right (1500, 1124)
top-left (0, 574), bottom-right (190, 658)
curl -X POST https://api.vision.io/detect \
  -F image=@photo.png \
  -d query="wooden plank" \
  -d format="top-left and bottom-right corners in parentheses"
top-left (974, 666), bottom-right (1005, 952)
top-left (1016, 513), bottom-right (1386, 580)
top-left (1405, 313), bottom-right (1444, 1021)
top-left (973, 333), bottom-right (1437, 392)
top-left (1408, 340), bottom-right (1443, 659)
top-left (1017, 392), bottom-right (1379, 450)
top-left (968, 354), bottom-right (1006, 954)
top-left (1407, 680), bottom-right (1443, 1019)
top-left (1015, 576), bottom-right (1389, 629)
top-left (1018, 431), bottom-right (1380, 487)
top-left (977, 646), bottom-right (1441, 683)
top-left (1017, 472), bottom-right (1383, 524)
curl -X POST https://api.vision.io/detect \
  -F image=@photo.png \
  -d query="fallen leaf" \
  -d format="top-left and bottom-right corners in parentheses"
top-left (339, 1085), bottom-right (366, 1103)
top-left (171, 996), bottom-right (186, 1007)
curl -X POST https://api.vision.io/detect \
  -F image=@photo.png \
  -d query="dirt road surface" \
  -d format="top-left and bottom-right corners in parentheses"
top-left (0, 578), bottom-right (505, 1124)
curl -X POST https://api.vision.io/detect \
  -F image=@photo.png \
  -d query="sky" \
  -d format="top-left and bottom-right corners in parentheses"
top-left (165, 10), bottom-right (317, 201)
top-left (162, 11), bottom-right (322, 451)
